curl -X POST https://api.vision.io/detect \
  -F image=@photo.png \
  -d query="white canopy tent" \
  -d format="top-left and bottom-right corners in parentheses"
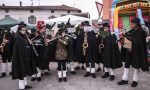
top-left (44, 15), bottom-right (92, 35)
top-left (44, 15), bottom-right (92, 25)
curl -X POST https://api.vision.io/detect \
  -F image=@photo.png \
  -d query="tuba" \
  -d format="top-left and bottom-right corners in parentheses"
top-left (82, 32), bottom-right (88, 56)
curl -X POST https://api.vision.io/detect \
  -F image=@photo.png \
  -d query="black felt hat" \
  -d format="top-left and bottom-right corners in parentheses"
top-left (103, 23), bottom-right (110, 28)
top-left (18, 21), bottom-right (27, 27)
top-left (83, 21), bottom-right (90, 26)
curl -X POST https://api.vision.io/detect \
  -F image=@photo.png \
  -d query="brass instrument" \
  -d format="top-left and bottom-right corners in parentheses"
top-left (96, 33), bottom-right (104, 48)
top-left (44, 35), bottom-right (52, 46)
top-left (25, 34), bottom-right (39, 56)
top-left (0, 34), bottom-right (6, 53)
top-left (46, 33), bottom-right (76, 43)
top-left (31, 35), bottom-right (39, 41)
top-left (58, 36), bottom-right (69, 46)
top-left (99, 43), bottom-right (104, 48)
top-left (82, 32), bottom-right (88, 56)
top-left (46, 35), bottom-right (63, 43)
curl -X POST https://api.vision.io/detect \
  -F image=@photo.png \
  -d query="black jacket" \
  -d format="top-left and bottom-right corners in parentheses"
top-left (127, 28), bottom-right (149, 71)
top-left (12, 32), bottom-right (37, 79)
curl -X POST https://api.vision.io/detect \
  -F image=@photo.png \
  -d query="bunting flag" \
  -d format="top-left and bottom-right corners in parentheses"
top-left (95, 1), bottom-right (103, 18)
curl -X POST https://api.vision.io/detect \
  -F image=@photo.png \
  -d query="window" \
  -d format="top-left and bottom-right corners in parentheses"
top-left (78, 10), bottom-right (81, 13)
top-left (51, 10), bottom-right (54, 13)
top-left (61, 14), bottom-right (65, 17)
top-left (28, 15), bottom-right (36, 24)
top-left (5, 15), bottom-right (10, 17)
top-left (67, 10), bottom-right (70, 13)
top-left (48, 15), bottom-right (56, 19)
top-left (30, 10), bottom-right (34, 13)
top-left (5, 9), bottom-right (9, 13)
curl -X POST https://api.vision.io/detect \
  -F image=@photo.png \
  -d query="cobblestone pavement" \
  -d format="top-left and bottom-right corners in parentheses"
top-left (0, 62), bottom-right (150, 90)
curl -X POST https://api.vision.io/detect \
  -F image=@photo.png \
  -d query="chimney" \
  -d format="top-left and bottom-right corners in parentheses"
top-left (20, 1), bottom-right (22, 6)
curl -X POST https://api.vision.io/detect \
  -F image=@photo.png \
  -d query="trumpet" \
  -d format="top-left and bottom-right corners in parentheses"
top-left (46, 35), bottom-right (63, 43)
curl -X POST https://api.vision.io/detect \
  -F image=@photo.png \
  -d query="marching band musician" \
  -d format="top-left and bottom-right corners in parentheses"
top-left (118, 18), bottom-right (149, 87)
top-left (12, 22), bottom-right (37, 90)
top-left (43, 30), bottom-right (56, 65)
top-left (76, 21), bottom-right (97, 78)
top-left (29, 28), bottom-right (45, 82)
top-left (47, 27), bottom-right (70, 82)
top-left (101, 23), bottom-right (122, 81)
top-left (0, 28), bottom-right (14, 78)
top-left (95, 22), bottom-right (104, 72)
top-left (39, 25), bottom-right (50, 76)
top-left (65, 22), bottom-right (77, 75)
top-left (75, 23), bottom-right (86, 70)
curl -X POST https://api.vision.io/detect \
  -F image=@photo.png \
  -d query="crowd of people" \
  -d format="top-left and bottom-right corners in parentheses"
top-left (0, 17), bottom-right (149, 90)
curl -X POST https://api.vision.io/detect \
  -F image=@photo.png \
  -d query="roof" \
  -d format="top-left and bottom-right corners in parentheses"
top-left (0, 16), bottom-right (20, 26)
top-left (61, 12), bottom-right (89, 18)
top-left (0, 4), bottom-right (81, 11)
top-left (44, 15), bottom-right (91, 25)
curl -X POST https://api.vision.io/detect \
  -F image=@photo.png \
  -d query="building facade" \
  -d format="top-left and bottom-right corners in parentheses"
top-left (102, 0), bottom-right (112, 22)
top-left (0, 4), bottom-right (88, 25)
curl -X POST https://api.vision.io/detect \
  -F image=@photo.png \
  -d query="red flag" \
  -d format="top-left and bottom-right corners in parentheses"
top-left (95, 1), bottom-right (103, 18)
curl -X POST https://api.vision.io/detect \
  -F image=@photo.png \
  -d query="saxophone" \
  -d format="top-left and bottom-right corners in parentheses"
top-left (82, 32), bottom-right (88, 56)
top-left (0, 34), bottom-right (6, 53)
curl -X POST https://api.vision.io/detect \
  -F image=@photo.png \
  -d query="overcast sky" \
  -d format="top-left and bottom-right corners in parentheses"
top-left (0, 0), bottom-right (102, 19)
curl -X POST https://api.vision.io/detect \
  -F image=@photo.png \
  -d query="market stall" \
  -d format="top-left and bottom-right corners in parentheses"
top-left (111, 0), bottom-right (150, 38)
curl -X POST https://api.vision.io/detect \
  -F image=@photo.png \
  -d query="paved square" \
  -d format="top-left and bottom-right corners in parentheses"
top-left (0, 62), bottom-right (150, 90)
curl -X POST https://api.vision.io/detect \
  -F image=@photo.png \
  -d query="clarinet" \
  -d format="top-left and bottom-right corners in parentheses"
top-left (26, 34), bottom-right (39, 56)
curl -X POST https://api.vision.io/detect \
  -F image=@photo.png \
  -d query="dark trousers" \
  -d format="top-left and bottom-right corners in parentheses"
top-left (2, 52), bottom-right (11, 63)
top-left (57, 60), bottom-right (67, 71)
top-left (85, 59), bottom-right (95, 68)
top-left (125, 51), bottom-right (132, 68)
